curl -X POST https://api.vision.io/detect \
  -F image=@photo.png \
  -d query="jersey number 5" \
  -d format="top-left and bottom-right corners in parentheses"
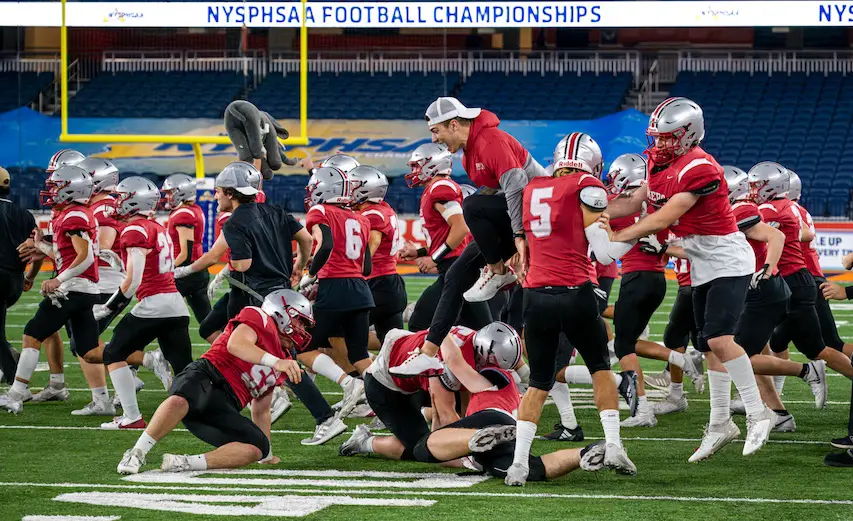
top-left (345, 219), bottom-right (364, 260)
top-left (157, 232), bottom-right (176, 274)
top-left (530, 187), bottom-right (554, 238)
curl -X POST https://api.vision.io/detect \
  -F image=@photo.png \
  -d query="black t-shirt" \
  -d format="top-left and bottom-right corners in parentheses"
top-left (0, 198), bottom-right (37, 273)
top-left (222, 202), bottom-right (302, 294)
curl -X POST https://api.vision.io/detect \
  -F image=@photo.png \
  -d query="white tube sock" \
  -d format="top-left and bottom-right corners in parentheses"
top-left (92, 386), bottom-right (109, 403)
top-left (708, 369), bottom-right (732, 425)
top-left (773, 375), bottom-right (786, 396)
top-left (110, 365), bottom-right (141, 420)
top-left (49, 373), bottom-right (65, 386)
top-left (516, 364), bottom-right (530, 386)
top-left (637, 395), bottom-right (650, 414)
top-left (599, 409), bottom-right (621, 447)
top-left (511, 420), bottom-right (537, 468)
top-left (187, 454), bottom-right (208, 471)
top-left (549, 382), bottom-right (578, 429)
top-left (613, 372), bottom-right (623, 387)
top-left (311, 353), bottom-right (347, 386)
top-left (564, 366), bottom-right (593, 385)
top-left (133, 431), bottom-right (157, 457)
top-left (669, 382), bottom-right (684, 400)
top-left (10, 348), bottom-right (40, 394)
top-left (723, 354), bottom-right (764, 417)
top-left (668, 351), bottom-right (686, 369)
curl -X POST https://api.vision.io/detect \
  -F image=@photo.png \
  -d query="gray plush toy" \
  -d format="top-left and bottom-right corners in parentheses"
top-left (224, 100), bottom-right (299, 180)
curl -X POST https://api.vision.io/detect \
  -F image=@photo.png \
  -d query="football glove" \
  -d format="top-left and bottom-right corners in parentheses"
top-left (750, 264), bottom-right (771, 290)
top-left (173, 266), bottom-right (194, 279)
top-left (298, 272), bottom-right (317, 291)
top-left (638, 234), bottom-right (667, 255)
top-left (208, 266), bottom-right (230, 301)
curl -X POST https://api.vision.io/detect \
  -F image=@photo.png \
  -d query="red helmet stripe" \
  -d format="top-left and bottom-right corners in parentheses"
top-left (651, 97), bottom-right (680, 121)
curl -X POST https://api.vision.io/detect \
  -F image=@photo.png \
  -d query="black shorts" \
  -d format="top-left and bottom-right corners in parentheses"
top-left (663, 285), bottom-right (697, 351)
top-left (68, 293), bottom-right (111, 356)
top-left (734, 279), bottom-right (790, 357)
top-left (170, 358), bottom-right (269, 458)
top-left (813, 275), bottom-right (845, 351)
top-left (305, 307), bottom-right (371, 364)
top-left (368, 274), bottom-right (407, 342)
top-left (199, 293), bottom-right (230, 340)
top-left (597, 277), bottom-right (616, 315)
top-left (315, 277), bottom-right (375, 312)
top-left (613, 271), bottom-right (666, 358)
top-left (767, 269), bottom-right (825, 359)
top-left (692, 274), bottom-right (750, 352)
top-left (364, 373), bottom-right (429, 461)
top-left (175, 269), bottom-right (210, 298)
top-left (523, 283), bottom-right (610, 391)
top-left (102, 313), bottom-right (193, 373)
top-left (24, 292), bottom-right (100, 356)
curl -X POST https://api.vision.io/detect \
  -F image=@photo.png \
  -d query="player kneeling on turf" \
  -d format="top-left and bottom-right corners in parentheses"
top-left (116, 289), bottom-right (310, 474)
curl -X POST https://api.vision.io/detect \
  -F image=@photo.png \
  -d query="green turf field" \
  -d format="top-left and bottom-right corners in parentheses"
top-left (1, 274), bottom-right (851, 521)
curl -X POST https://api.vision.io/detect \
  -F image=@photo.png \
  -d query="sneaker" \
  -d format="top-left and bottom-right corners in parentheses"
top-left (369, 416), bottom-right (386, 430)
top-left (270, 387), bottom-right (292, 425)
top-left (389, 352), bottom-right (444, 378)
top-left (743, 406), bottom-right (775, 456)
top-left (620, 409), bottom-right (657, 428)
top-left (339, 424), bottom-right (372, 456)
top-left (0, 390), bottom-right (26, 414)
top-left (681, 353), bottom-right (706, 394)
top-left (112, 393), bottom-right (123, 409)
top-left (579, 441), bottom-right (606, 472)
top-left (652, 395), bottom-right (688, 416)
top-left (503, 462), bottom-right (529, 486)
top-left (30, 383), bottom-right (70, 403)
top-left (72, 399), bottom-right (116, 416)
top-left (161, 453), bottom-right (192, 472)
top-left (773, 412), bottom-right (796, 433)
top-left (730, 397), bottom-right (746, 416)
top-left (539, 423), bottom-right (584, 442)
top-left (824, 449), bottom-right (853, 468)
top-left (144, 348), bottom-right (173, 391)
top-left (463, 266), bottom-right (517, 303)
top-left (403, 302), bottom-right (417, 324)
top-left (301, 416), bottom-right (347, 446)
top-left (131, 367), bottom-right (145, 392)
top-left (468, 425), bottom-right (517, 453)
top-left (337, 377), bottom-right (366, 419)
top-left (617, 370), bottom-right (639, 417)
top-left (603, 443), bottom-right (637, 476)
top-left (688, 420), bottom-right (740, 463)
top-left (830, 435), bottom-right (853, 450)
top-left (117, 448), bottom-right (145, 475)
top-left (100, 415), bottom-right (147, 430)
top-left (644, 370), bottom-right (671, 391)
top-left (803, 360), bottom-right (827, 409)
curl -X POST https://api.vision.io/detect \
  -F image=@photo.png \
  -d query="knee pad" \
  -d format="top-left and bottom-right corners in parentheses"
top-left (412, 434), bottom-right (441, 464)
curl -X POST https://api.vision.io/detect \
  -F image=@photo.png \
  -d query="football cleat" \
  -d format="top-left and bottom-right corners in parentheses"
top-left (688, 420), bottom-right (740, 463)
top-left (369, 416), bottom-right (386, 430)
top-left (603, 443), bottom-right (637, 476)
top-left (681, 352), bottom-right (706, 394)
top-left (270, 386), bottom-right (292, 425)
top-left (144, 348), bottom-right (173, 391)
top-left (730, 396), bottom-right (746, 415)
top-left (30, 384), bottom-right (70, 403)
top-left (831, 435), bottom-right (853, 450)
top-left (72, 399), bottom-right (116, 416)
top-left (389, 352), bottom-right (444, 378)
top-left (161, 454), bottom-right (193, 472)
top-left (337, 377), bottom-right (366, 420)
top-left (347, 404), bottom-right (375, 418)
top-left (824, 449), bottom-right (853, 468)
top-left (620, 409), bottom-right (657, 428)
top-left (643, 370), bottom-right (671, 391)
top-left (579, 441), bottom-right (606, 472)
top-left (339, 424), bottom-right (372, 457)
top-left (803, 360), bottom-right (827, 409)
top-left (539, 423), bottom-right (584, 442)
top-left (301, 416), bottom-right (347, 446)
top-left (468, 425), bottom-right (517, 453)
top-left (131, 367), bottom-right (145, 392)
top-left (743, 407), bottom-right (775, 456)
top-left (463, 266), bottom-right (517, 303)
top-left (504, 462), bottom-right (529, 486)
top-left (0, 390), bottom-right (25, 414)
top-left (117, 448), bottom-right (146, 475)
top-left (652, 395), bottom-right (688, 416)
top-left (773, 412), bottom-right (796, 433)
top-left (617, 370), bottom-right (639, 417)
top-left (101, 415), bottom-right (147, 430)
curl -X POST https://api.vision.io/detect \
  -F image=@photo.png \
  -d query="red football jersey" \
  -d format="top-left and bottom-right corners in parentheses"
top-left (51, 205), bottom-right (99, 284)
top-left (522, 173), bottom-right (603, 288)
top-left (732, 201), bottom-right (768, 272)
top-left (168, 204), bottom-right (205, 263)
top-left (120, 217), bottom-right (179, 300)
top-left (201, 306), bottom-right (290, 408)
top-left (305, 204), bottom-right (370, 279)
top-left (647, 147), bottom-right (738, 238)
top-left (216, 211), bottom-right (232, 263)
top-left (384, 327), bottom-right (476, 394)
top-left (609, 212), bottom-right (667, 274)
top-left (673, 257), bottom-right (692, 286)
top-left (759, 199), bottom-right (807, 277)
top-left (793, 202), bottom-right (823, 278)
top-left (359, 201), bottom-right (400, 279)
top-left (91, 197), bottom-right (125, 268)
top-left (595, 257), bottom-right (619, 279)
top-left (420, 179), bottom-right (471, 258)
top-left (466, 367), bottom-right (520, 417)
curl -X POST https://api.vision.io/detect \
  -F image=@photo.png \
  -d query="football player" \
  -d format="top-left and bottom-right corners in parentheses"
top-left (46, 149), bottom-right (85, 174)
top-left (116, 289), bottom-right (308, 474)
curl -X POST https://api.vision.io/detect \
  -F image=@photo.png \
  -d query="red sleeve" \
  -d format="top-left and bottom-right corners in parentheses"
top-left (234, 307), bottom-right (271, 343)
top-left (305, 205), bottom-right (328, 230)
top-left (170, 208), bottom-right (198, 228)
top-left (484, 140), bottom-right (524, 182)
top-left (428, 181), bottom-right (462, 204)
top-left (362, 209), bottom-right (391, 236)
top-left (757, 204), bottom-right (778, 225)
top-left (578, 173), bottom-right (606, 190)
top-left (120, 223), bottom-right (154, 249)
top-left (60, 212), bottom-right (92, 233)
top-left (676, 162), bottom-right (722, 194)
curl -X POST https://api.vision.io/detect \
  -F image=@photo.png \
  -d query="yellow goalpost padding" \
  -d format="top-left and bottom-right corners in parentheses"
top-left (58, 0), bottom-right (310, 179)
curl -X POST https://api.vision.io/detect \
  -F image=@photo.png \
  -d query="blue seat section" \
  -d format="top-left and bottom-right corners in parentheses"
top-left (669, 71), bottom-right (853, 216)
top-left (250, 72), bottom-right (461, 120)
top-left (0, 72), bottom-right (54, 113)
top-left (70, 72), bottom-right (248, 118)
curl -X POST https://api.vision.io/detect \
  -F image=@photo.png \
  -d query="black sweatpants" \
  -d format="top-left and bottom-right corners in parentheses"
top-left (408, 257), bottom-right (492, 333)
top-left (0, 269), bottom-right (22, 384)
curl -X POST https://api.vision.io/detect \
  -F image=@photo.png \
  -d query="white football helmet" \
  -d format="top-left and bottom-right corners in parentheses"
top-left (787, 170), bottom-right (801, 201)
top-left (748, 162), bottom-right (790, 204)
top-left (553, 132), bottom-right (603, 176)
top-left (262, 289), bottom-right (316, 350)
top-left (472, 322), bottom-right (523, 371)
top-left (320, 154), bottom-right (360, 174)
top-left (114, 176), bottom-right (161, 218)
top-left (406, 143), bottom-right (453, 187)
top-left (723, 166), bottom-right (749, 203)
top-left (304, 167), bottom-right (351, 210)
top-left (46, 149), bottom-right (85, 174)
top-left (605, 153), bottom-right (647, 195)
top-left (349, 165), bottom-right (388, 204)
top-left (161, 173), bottom-right (197, 209)
top-left (76, 157), bottom-right (119, 194)
top-left (646, 97), bottom-right (705, 165)
top-left (40, 165), bottom-right (93, 208)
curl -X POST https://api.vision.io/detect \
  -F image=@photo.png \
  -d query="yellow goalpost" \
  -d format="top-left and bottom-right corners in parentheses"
top-left (58, 0), bottom-right (310, 179)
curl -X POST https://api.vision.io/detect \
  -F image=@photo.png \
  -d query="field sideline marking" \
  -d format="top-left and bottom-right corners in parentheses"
top-left (1, 481), bottom-right (852, 506)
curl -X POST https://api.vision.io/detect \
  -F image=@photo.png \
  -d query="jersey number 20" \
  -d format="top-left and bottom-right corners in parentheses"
top-left (156, 232), bottom-right (176, 274)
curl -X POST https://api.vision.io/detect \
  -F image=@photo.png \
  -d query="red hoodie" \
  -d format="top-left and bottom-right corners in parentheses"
top-left (462, 110), bottom-right (534, 189)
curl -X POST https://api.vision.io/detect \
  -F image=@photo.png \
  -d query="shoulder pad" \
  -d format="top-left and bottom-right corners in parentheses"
top-left (438, 366), bottom-right (461, 392)
top-left (580, 185), bottom-right (608, 211)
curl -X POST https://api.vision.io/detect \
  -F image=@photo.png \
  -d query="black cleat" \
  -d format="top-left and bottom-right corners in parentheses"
top-left (830, 435), bottom-right (853, 450)
top-left (618, 370), bottom-right (639, 417)
top-left (539, 423), bottom-right (584, 442)
top-left (824, 449), bottom-right (853, 468)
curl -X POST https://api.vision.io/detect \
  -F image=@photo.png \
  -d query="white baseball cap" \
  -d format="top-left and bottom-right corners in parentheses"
top-left (425, 97), bottom-right (481, 126)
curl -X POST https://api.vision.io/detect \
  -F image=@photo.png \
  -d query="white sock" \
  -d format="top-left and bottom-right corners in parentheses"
top-left (668, 351), bottom-right (686, 369)
top-left (599, 409), bottom-right (621, 447)
top-left (708, 369), bottom-right (732, 425)
top-left (613, 372), bottom-right (623, 387)
top-left (564, 366), bottom-right (593, 385)
top-left (10, 348), bottom-right (40, 394)
top-left (637, 395), bottom-right (650, 414)
top-left (110, 365), bottom-right (141, 420)
top-left (187, 454), bottom-right (207, 471)
top-left (549, 382), bottom-right (578, 429)
top-left (133, 431), bottom-right (157, 457)
top-left (49, 373), bottom-right (65, 386)
top-left (669, 382), bottom-right (684, 400)
top-left (773, 375), bottom-right (786, 395)
top-left (361, 435), bottom-right (376, 454)
top-left (311, 353), bottom-right (347, 386)
top-left (516, 364), bottom-right (530, 385)
top-left (511, 420), bottom-right (537, 468)
top-left (723, 355), bottom-right (764, 417)
top-left (92, 386), bottom-right (109, 403)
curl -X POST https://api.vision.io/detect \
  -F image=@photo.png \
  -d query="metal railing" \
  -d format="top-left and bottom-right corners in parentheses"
top-left (678, 50), bottom-right (853, 76)
top-left (0, 57), bottom-right (60, 74)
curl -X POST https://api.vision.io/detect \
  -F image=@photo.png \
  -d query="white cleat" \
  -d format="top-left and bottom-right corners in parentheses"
top-left (402, 302), bottom-right (417, 324)
top-left (603, 443), bottom-right (637, 476)
top-left (30, 384), bottom-right (70, 403)
top-left (161, 453), bottom-right (193, 472)
top-left (652, 395), bottom-right (688, 416)
top-left (131, 367), bottom-right (145, 392)
top-left (72, 399), bottom-right (116, 416)
top-left (743, 407), bottom-right (775, 456)
top-left (681, 352), bottom-right (706, 394)
top-left (579, 442), bottom-right (607, 472)
top-left (144, 348), bottom-right (173, 391)
top-left (620, 409), bottom-right (657, 427)
top-left (0, 390), bottom-right (26, 414)
top-left (468, 425), bottom-right (516, 453)
top-left (803, 360), bottom-right (827, 409)
top-left (463, 266), bottom-right (517, 303)
top-left (339, 424), bottom-right (372, 456)
top-left (389, 352), bottom-right (444, 378)
top-left (347, 404), bottom-right (374, 418)
top-left (730, 397), bottom-right (746, 416)
top-left (337, 377), bottom-right (366, 420)
top-left (369, 416), bottom-right (386, 430)
top-left (301, 416), bottom-right (348, 446)
top-left (100, 415), bottom-right (146, 430)
top-left (773, 412), bottom-right (796, 433)
top-left (270, 386), bottom-right (292, 425)
top-left (644, 370), bottom-right (671, 391)
top-left (504, 462), bottom-right (529, 486)
top-left (688, 420), bottom-right (741, 463)
top-left (117, 448), bottom-right (145, 475)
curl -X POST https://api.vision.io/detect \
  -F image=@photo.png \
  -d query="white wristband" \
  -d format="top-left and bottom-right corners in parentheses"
top-left (260, 353), bottom-right (281, 368)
